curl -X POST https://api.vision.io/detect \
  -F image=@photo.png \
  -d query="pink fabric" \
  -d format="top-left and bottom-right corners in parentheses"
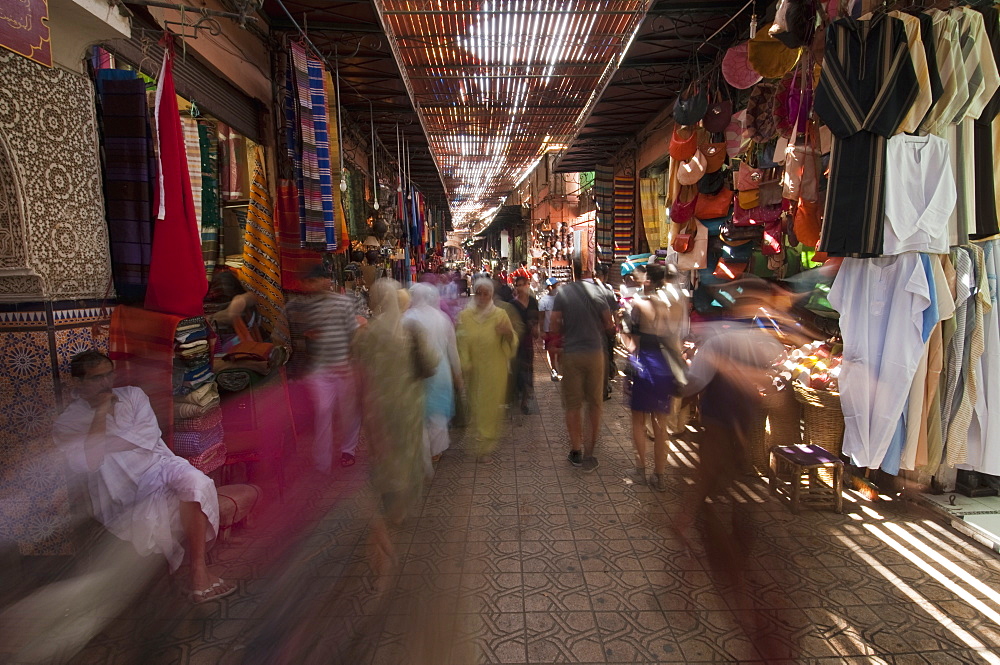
top-left (145, 36), bottom-right (208, 317)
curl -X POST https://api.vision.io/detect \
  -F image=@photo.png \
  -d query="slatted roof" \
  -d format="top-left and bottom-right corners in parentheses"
top-left (263, 0), bottom-right (761, 230)
top-left (372, 0), bottom-right (652, 229)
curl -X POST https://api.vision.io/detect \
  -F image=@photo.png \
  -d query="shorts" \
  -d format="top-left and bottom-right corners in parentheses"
top-left (543, 332), bottom-right (563, 350)
top-left (560, 351), bottom-right (606, 410)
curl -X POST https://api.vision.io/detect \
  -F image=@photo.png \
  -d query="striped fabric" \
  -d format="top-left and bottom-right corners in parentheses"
top-left (920, 10), bottom-right (966, 136)
top-left (241, 146), bottom-right (291, 347)
top-left (639, 178), bottom-right (664, 251)
top-left (613, 175), bottom-right (634, 262)
top-left (198, 120), bottom-right (221, 278)
top-left (308, 57), bottom-right (337, 251)
top-left (291, 42), bottom-right (321, 245)
top-left (594, 165), bottom-right (614, 262)
top-left (181, 114), bottom-right (203, 232)
top-left (324, 69), bottom-right (350, 252)
top-left (814, 14), bottom-right (919, 257)
top-left (947, 244), bottom-right (988, 466)
top-left (218, 122), bottom-right (242, 200)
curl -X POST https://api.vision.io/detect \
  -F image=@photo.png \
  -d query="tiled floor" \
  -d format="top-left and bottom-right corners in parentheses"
top-left (31, 359), bottom-right (1000, 664)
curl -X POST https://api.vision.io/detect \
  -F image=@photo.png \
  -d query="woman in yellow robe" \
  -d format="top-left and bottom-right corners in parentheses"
top-left (457, 278), bottom-right (517, 460)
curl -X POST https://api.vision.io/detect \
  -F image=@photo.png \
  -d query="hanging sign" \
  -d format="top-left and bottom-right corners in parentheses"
top-left (0, 0), bottom-right (51, 67)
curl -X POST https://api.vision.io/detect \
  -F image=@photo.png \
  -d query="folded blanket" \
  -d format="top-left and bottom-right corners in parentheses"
top-left (174, 397), bottom-right (220, 419)
top-left (175, 382), bottom-right (218, 406)
top-left (185, 440), bottom-right (227, 474)
top-left (173, 421), bottom-right (224, 457)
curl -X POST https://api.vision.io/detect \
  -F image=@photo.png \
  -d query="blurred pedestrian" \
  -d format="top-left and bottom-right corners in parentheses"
top-left (354, 279), bottom-right (439, 575)
top-left (457, 278), bottom-right (518, 462)
top-left (551, 261), bottom-right (614, 472)
top-left (293, 264), bottom-right (363, 471)
top-left (538, 277), bottom-right (562, 381)
top-left (510, 274), bottom-right (539, 414)
top-left (621, 263), bottom-right (686, 491)
top-left (405, 283), bottom-right (463, 470)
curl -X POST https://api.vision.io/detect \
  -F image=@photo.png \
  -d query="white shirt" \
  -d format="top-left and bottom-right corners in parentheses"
top-left (829, 255), bottom-right (932, 469)
top-left (538, 293), bottom-right (555, 332)
top-left (883, 134), bottom-right (957, 255)
top-left (52, 386), bottom-right (218, 570)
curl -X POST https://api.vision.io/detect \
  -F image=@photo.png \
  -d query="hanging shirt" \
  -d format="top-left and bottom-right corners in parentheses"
top-left (882, 134), bottom-right (957, 255)
top-left (920, 10), bottom-right (968, 137)
top-left (916, 12), bottom-right (945, 111)
top-left (972, 6), bottom-right (1000, 239)
top-left (970, 238), bottom-right (1000, 473)
top-left (829, 254), bottom-right (931, 469)
top-left (815, 15), bottom-right (919, 257)
top-left (890, 11), bottom-right (934, 134)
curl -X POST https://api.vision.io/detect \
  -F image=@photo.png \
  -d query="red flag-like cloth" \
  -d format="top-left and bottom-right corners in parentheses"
top-left (145, 36), bottom-right (208, 316)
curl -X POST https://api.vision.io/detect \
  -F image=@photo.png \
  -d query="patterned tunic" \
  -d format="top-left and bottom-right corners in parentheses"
top-left (815, 14), bottom-right (919, 257)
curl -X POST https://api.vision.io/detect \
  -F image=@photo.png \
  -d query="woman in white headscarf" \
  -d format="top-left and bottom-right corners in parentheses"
top-left (456, 278), bottom-right (517, 461)
top-left (353, 278), bottom-right (439, 526)
top-left (405, 282), bottom-right (462, 470)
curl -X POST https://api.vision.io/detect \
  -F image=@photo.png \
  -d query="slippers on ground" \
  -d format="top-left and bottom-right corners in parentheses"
top-left (341, 453), bottom-right (356, 467)
top-left (190, 579), bottom-right (237, 604)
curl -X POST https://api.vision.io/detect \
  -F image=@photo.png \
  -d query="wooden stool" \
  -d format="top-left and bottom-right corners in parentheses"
top-left (769, 444), bottom-right (844, 514)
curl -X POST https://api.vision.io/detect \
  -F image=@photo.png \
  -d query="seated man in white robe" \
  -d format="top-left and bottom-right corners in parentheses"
top-left (52, 350), bottom-right (234, 603)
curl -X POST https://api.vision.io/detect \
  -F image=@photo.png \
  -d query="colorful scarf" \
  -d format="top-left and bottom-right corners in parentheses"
top-left (241, 146), bottom-right (291, 347)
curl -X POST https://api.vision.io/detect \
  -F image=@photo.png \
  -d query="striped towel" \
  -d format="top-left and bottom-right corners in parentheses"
top-left (241, 145), bottom-right (291, 347)
top-left (324, 69), bottom-right (350, 252)
top-left (613, 175), bottom-right (635, 262)
top-left (181, 114), bottom-right (202, 233)
top-left (595, 165), bottom-right (614, 263)
top-left (198, 119), bottom-right (221, 277)
top-left (291, 42), bottom-right (324, 246)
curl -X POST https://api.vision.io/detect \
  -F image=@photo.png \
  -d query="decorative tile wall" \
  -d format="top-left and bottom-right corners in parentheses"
top-left (0, 300), bottom-right (111, 555)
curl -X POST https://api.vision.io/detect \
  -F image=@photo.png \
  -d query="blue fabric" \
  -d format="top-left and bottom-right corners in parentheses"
top-left (881, 410), bottom-right (905, 475)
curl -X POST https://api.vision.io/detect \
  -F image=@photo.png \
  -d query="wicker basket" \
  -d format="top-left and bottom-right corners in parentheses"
top-left (792, 382), bottom-right (844, 457)
top-left (749, 387), bottom-right (802, 472)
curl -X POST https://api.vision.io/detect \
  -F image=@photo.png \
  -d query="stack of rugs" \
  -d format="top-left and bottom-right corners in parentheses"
top-left (172, 317), bottom-right (226, 474)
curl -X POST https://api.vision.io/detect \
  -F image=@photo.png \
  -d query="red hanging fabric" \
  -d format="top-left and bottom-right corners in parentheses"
top-left (145, 35), bottom-right (208, 317)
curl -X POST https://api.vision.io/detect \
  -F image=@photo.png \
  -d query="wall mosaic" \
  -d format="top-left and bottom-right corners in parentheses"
top-left (0, 300), bottom-right (111, 556)
top-left (0, 51), bottom-right (111, 302)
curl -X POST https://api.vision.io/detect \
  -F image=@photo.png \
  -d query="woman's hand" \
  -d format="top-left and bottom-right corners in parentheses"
top-left (495, 318), bottom-right (513, 338)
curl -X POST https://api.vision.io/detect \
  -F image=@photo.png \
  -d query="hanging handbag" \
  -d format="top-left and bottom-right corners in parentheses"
top-left (793, 198), bottom-right (824, 248)
top-left (695, 184), bottom-right (733, 219)
top-left (733, 194), bottom-right (783, 227)
top-left (713, 258), bottom-right (749, 280)
top-left (721, 221), bottom-right (764, 243)
top-left (669, 125), bottom-right (699, 161)
top-left (776, 56), bottom-right (814, 138)
top-left (745, 81), bottom-right (780, 143)
top-left (762, 216), bottom-right (784, 255)
top-left (675, 81), bottom-right (709, 126)
top-left (702, 80), bottom-right (734, 133)
top-left (782, 118), bottom-right (822, 201)
top-left (701, 142), bottom-right (728, 172)
top-left (672, 219), bottom-right (697, 253)
top-left (736, 160), bottom-right (764, 191)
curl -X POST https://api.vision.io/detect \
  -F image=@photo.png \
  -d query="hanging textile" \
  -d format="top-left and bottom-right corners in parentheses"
top-left (828, 254), bottom-right (931, 469)
top-left (613, 175), bottom-right (634, 262)
top-left (198, 119), bottom-right (221, 278)
top-left (972, 6), bottom-right (1000, 239)
top-left (241, 146), bottom-right (290, 347)
top-left (639, 178), bottom-right (664, 251)
top-left (145, 37), bottom-right (209, 318)
top-left (96, 69), bottom-right (155, 305)
top-left (324, 70), bottom-right (350, 252)
top-left (969, 238), bottom-right (1000, 473)
top-left (218, 122), bottom-right (242, 200)
top-left (181, 114), bottom-right (203, 232)
top-left (594, 165), bottom-right (614, 262)
top-left (814, 14), bottom-right (919, 257)
top-left (308, 55), bottom-right (337, 251)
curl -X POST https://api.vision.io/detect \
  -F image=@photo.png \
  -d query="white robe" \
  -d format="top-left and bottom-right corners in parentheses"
top-left (882, 134), bottom-right (957, 256)
top-left (829, 255), bottom-right (932, 469)
top-left (52, 386), bottom-right (219, 571)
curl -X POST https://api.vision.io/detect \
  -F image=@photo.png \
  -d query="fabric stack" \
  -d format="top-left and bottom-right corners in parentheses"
top-left (172, 317), bottom-right (226, 473)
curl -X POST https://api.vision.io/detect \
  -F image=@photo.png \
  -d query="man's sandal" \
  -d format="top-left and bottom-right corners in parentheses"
top-left (341, 453), bottom-right (356, 467)
top-left (190, 579), bottom-right (237, 604)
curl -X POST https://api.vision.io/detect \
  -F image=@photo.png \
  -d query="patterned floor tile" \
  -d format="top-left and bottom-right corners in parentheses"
top-left (594, 611), bottom-right (685, 662)
top-left (524, 612), bottom-right (604, 663)
top-left (522, 572), bottom-right (591, 611)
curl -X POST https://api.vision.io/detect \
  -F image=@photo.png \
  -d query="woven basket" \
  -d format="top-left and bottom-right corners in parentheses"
top-left (792, 382), bottom-right (844, 457)
top-left (748, 387), bottom-right (802, 472)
